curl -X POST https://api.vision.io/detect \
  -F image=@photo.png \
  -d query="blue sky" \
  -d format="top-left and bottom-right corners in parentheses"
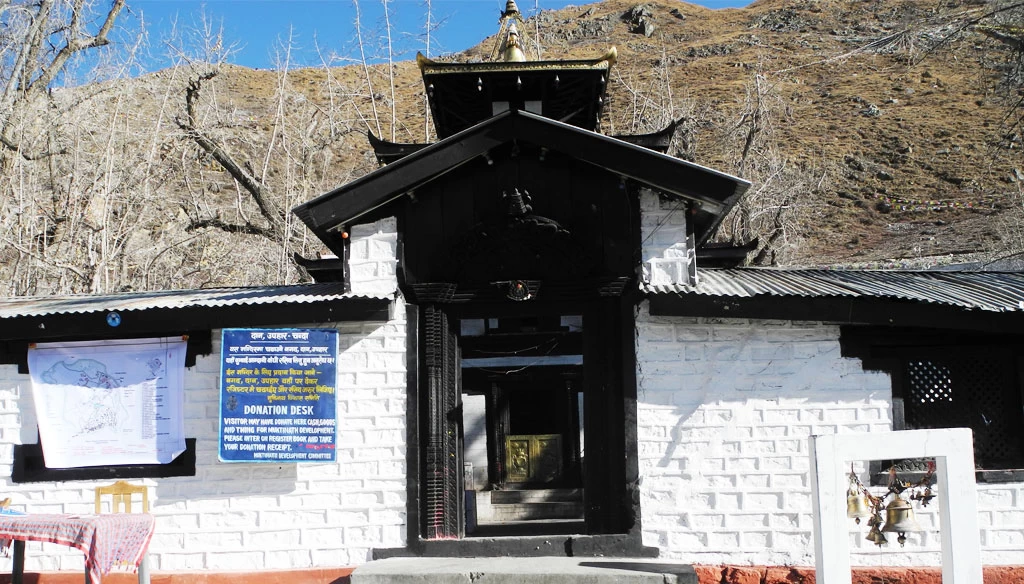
top-left (122, 0), bottom-right (750, 71)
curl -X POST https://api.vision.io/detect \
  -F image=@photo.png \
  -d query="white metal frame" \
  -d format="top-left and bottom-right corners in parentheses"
top-left (809, 429), bottom-right (982, 584)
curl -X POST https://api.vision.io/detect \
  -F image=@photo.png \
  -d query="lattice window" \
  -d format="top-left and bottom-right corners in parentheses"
top-left (906, 360), bottom-right (953, 403)
top-left (901, 353), bottom-right (1024, 469)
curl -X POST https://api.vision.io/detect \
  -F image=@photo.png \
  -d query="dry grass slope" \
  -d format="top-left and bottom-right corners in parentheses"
top-left (1, 0), bottom-right (1021, 296)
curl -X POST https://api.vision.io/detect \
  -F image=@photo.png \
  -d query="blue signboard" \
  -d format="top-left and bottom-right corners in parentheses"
top-left (219, 328), bottom-right (338, 463)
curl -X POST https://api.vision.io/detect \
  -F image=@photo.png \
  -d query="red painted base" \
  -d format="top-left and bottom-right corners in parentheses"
top-left (0, 568), bottom-right (353, 584)
top-left (695, 564), bottom-right (1024, 584)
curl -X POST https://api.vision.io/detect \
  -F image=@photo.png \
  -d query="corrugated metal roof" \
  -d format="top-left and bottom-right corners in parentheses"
top-left (644, 269), bottom-right (1024, 313)
top-left (0, 284), bottom-right (391, 320)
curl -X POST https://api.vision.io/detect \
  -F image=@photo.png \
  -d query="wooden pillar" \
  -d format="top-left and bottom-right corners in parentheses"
top-left (486, 382), bottom-right (509, 487)
top-left (582, 298), bottom-right (627, 533)
top-left (422, 305), bottom-right (464, 539)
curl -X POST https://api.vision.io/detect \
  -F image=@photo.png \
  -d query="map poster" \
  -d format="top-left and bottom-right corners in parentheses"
top-left (219, 328), bottom-right (338, 463)
top-left (27, 337), bottom-right (188, 468)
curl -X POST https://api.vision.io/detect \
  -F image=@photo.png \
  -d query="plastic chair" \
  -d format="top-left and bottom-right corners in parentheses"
top-left (90, 482), bottom-right (150, 584)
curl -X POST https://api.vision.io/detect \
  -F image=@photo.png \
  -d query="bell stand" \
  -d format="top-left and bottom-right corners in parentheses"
top-left (809, 428), bottom-right (983, 584)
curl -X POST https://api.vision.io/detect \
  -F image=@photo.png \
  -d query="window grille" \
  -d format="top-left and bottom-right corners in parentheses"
top-left (901, 353), bottom-right (1024, 469)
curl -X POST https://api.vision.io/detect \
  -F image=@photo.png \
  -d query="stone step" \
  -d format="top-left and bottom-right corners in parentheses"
top-left (488, 501), bottom-right (583, 521)
top-left (352, 557), bottom-right (698, 584)
top-left (489, 488), bottom-right (583, 504)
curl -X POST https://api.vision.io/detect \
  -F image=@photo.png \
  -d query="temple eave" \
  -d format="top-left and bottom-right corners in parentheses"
top-left (416, 50), bottom-right (616, 75)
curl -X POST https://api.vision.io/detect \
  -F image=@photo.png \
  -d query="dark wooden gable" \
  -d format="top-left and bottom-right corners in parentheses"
top-left (293, 110), bottom-right (751, 280)
top-left (398, 139), bottom-right (636, 292)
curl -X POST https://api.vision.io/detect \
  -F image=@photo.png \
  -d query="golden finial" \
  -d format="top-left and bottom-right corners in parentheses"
top-left (490, 0), bottom-right (533, 61)
top-left (503, 23), bottom-right (526, 62)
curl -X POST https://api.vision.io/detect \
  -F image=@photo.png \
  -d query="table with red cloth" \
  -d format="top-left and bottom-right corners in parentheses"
top-left (0, 513), bottom-right (155, 584)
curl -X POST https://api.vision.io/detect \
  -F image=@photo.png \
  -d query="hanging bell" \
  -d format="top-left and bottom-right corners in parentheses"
top-left (847, 488), bottom-right (872, 524)
top-left (865, 524), bottom-right (887, 546)
top-left (882, 493), bottom-right (923, 546)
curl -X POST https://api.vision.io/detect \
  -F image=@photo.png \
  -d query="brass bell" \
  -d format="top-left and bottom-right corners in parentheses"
top-left (847, 488), bottom-right (872, 524)
top-left (866, 524), bottom-right (888, 546)
top-left (882, 493), bottom-right (923, 546)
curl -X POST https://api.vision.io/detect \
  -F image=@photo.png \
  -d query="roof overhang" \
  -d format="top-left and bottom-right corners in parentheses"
top-left (646, 269), bottom-right (1024, 334)
top-left (293, 109), bottom-right (751, 256)
top-left (0, 284), bottom-right (392, 342)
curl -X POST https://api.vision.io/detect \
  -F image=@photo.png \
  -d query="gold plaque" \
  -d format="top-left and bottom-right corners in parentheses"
top-left (505, 434), bottom-right (562, 483)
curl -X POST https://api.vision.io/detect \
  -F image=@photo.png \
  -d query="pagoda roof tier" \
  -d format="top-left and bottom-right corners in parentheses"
top-left (368, 118), bottom-right (681, 166)
top-left (417, 49), bottom-right (617, 139)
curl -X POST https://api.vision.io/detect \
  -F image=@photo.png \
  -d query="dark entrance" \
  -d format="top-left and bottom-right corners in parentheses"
top-left (413, 299), bottom-right (636, 542)
top-left (459, 315), bottom-right (585, 536)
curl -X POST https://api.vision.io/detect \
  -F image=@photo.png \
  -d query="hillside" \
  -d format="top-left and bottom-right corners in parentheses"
top-left (1, 0), bottom-right (1021, 296)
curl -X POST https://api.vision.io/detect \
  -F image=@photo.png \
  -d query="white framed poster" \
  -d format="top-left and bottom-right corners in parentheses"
top-left (27, 337), bottom-right (187, 468)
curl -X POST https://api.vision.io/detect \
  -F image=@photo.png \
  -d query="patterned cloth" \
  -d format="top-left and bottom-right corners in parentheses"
top-left (0, 513), bottom-right (154, 584)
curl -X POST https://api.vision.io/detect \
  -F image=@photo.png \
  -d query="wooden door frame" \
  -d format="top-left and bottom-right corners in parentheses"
top-left (410, 296), bottom-right (639, 541)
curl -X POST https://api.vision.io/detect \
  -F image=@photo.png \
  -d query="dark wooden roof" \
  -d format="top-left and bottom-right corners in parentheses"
top-left (293, 109), bottom-right (751, 256)
top-left (417, 51), bottom-right (615, 139)
top-left (367, 120), bottom-right (680, 166)
top-left (367, 132), bottom-right (429, 166)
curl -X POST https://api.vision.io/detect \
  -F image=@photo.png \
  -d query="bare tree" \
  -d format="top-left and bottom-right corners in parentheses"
top-left (0, 0), bottom-right (184, 296)
top-left (352, 0), bottom-right (383, 138)
top-left (0, 0), bottom-right (125, 160)
top-left (719, 68), bottom-right (817, 266)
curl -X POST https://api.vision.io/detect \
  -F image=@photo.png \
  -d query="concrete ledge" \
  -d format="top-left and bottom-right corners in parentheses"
top-left (352, 557), bottom-right (697, 584)
top-left (373, 533), bottom-right (659, 559)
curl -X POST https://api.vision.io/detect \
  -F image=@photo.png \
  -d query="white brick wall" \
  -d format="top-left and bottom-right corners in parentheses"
top-left (0, 310), bottom-right (407, 573)
top-left (349, 218), bottom-right (399, 297)
top-left (0, 216), bottom-right (407, 576)
top-left (0, 218), bottom-right (406, 576)
top-left (635, 306), bottom-right (1024, 566)
top-left (640, 189), bottom-right (694, 287)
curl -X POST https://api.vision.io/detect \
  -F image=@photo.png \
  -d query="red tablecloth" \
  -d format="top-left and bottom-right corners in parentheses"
top-left (0, 513), bottom-right (154, 584)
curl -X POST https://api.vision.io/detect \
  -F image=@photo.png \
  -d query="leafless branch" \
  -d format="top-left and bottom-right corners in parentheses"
top-left (176, 71), bottom-right (285, 236)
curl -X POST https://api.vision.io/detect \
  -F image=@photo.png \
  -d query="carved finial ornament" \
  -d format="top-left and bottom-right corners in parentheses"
top-left (490, 0), bottom-right (532, 61)
top-left (503, 22), bottom-right (526, 62)
top-left (503, 0), bottom-right (521, 19)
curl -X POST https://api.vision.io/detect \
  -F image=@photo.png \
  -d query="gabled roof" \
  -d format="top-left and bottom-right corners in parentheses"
top-left (293, 109), bottom-right (751, 256)
top-left (647, 268), bottom-right (1024, 333)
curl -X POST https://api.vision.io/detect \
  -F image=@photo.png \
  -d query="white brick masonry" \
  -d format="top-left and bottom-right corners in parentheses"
top-left (0, 310), bottom-right (407, 573)
top-left (0, 311), bottom-right (407, 573)
top-left (349, 218), bottom-right (399, 297)
top-left (635, 306), bottom-right (1024, 566)
top-left (640, 190), bottom-right (695, 287)
top-left (0, 218), bottom-right (407, 574)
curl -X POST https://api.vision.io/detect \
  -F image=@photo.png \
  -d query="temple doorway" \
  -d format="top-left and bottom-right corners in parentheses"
top-left (416, 298), bottom-right (634, 542)
top-left (459, 314), bottom-right (585, 536)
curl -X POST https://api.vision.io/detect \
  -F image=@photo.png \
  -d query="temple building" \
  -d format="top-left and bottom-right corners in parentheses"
top-left (2, 2), bottom-right (1024, 582)
top-left (293, 0), bottom-right (748, 548)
